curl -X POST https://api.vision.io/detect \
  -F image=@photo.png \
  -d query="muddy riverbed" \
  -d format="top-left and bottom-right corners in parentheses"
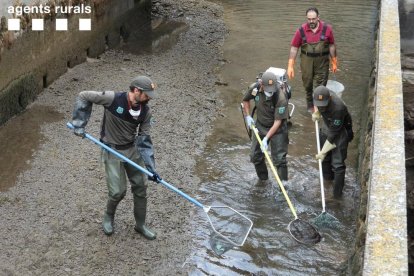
top-left (0, 0), bottom-right (227, 274)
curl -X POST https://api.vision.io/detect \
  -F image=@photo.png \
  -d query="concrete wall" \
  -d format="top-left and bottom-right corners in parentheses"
top-left (0, 0), bottom-right (152, 125)
top-left (355, 0), bottom-right (408, 274)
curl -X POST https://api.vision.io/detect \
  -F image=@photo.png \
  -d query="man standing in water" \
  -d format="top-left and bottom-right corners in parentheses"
top-left (312, 86), bottom-right (353, 198)
top-left (287, 7), bottom-right (338, 113)
top-left (242, 71), bottom-right (290, 183)
top-left (71, 76), bottom-right (161, 239)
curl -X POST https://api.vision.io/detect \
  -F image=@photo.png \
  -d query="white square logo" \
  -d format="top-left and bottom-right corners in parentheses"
top-left (8, 19), bottom-right (20, 31)
top-left (79, 19), bottom-right (91, 31)
top-left (32, 19), bottom-right (44, 31)
top-left (56, 19), bottom-right (68, 31)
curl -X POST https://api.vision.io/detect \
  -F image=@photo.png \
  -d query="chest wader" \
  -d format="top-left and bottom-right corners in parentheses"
top-left (100, 95), bottom-right (156, 239)
top-left (299, 25), bottom-right (330, 108)
top-left (250, 120), bottom-right (289, 182)
top-left (101, 148), bottom-right (156, 239)
top-left (318, 128), bottom-right (349, 198)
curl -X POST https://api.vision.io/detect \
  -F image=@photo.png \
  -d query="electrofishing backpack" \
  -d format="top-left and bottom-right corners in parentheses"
top-left (249, 67), bottom-right (293, 119)
top-left (256, 67), bottom-right (292, 102)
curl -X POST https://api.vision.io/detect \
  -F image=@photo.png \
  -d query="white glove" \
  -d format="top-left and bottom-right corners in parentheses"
top-left (316, 140), bottom-right (336, 161)
top-left (261, 137), bottom-right (269, 152)
top-left (312, 110), bottom-right (321, 122)
top-left (245, 115), bottom-right (254, 129)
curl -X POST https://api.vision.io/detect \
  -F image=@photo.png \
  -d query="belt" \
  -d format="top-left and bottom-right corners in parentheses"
top-left (100, 139), bottom-right (134, 150)
top-left (301, 50), bottom-right (329, 57)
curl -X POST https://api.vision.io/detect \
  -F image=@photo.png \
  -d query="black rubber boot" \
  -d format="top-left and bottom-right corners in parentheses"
top-left (277, 166), bottom-right (288, 181)
top-left (255, 163), bottom-right (269, 181)
top-left (134, 197), bottom-right (156, 240)
top-left (102, 199), bottom-right (119, 236)
top-left (333, 173), bottom-right (345, 198)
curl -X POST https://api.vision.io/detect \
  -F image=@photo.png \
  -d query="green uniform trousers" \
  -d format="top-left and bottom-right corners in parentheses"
top-left (101, 149), bottom-right (147, 202)
top-left (250, 121), bottom-right (288, 180)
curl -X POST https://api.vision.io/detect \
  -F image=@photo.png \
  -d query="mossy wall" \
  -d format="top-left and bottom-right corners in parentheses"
top-left (0, 0), bottom-right (151, 125)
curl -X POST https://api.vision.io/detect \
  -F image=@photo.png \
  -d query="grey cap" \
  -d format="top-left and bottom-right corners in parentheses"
top-left (261, 71), bottom-right (279, 93)
top-left (130, 76), bottom-right (156, 98)
top-left (313, 86), bottom-right (331, 107)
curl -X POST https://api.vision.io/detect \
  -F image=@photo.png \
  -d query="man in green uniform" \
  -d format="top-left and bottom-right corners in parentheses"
top-left (71, 76), bottom-right (161, 239)
top-left (242, 71), bottom-right (290, 182)
top-left (287, 7), bottom-right (338, 113)
top-left (312, 85), bottom-right (353, 198)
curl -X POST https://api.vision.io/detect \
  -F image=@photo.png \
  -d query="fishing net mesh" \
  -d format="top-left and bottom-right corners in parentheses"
top-left (311, 212), bottom-right (341, 230)
top-left (288, 219), bottom-right (321, 244)
top-left (206, 206), bottom-right (253, 247)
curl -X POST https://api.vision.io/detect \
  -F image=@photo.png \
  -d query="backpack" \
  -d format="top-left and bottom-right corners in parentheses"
top-left (257, 67), bottom-right (292, 100)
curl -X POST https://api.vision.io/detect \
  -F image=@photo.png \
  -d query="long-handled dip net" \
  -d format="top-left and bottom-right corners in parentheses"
top-left (251, 125), bottom-right (321, 244)
top-left (312, 120), bottom-right (340, 228)
top-left (67, 123), bottom-right (253, 248)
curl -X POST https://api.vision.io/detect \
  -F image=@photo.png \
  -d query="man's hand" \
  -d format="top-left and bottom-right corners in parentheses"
top-left (245, 115), bottom-right (254, 129)
top-left (148, 172), bottom-right (162, 183)
top-left (312, 110), bottom-right (321, 122)
top-left (261, 136), bottom-right (269, 152)
top-left (74, 127), bottom-right (85, 138)
top-left (287, 58), bottom-right (295, 79)
top-left (316, 140), bottom-right (336, 161)
top-left (315, 152), bottom-right (327, 161)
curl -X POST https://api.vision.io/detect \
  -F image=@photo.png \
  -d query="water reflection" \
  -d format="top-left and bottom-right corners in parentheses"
top-left (120, 19), bottom-right (188, 55)
top-left (0, 105), bottom-right (63, 191)
top-left (188, 0), bottom-right (377, 274)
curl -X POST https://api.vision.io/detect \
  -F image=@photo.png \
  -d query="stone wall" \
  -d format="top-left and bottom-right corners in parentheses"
top-left (347, 43), bottom-right (377, 275)
top-left (361, 0), bottom-right (408, 274)
top-left (348, 0), bottom-right (409, 274)
top-left (0, 0), bottom-right (151, 125)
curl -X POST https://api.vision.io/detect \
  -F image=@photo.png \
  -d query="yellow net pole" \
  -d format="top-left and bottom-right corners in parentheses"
top-left (251, 125), bottom-right (298, 219)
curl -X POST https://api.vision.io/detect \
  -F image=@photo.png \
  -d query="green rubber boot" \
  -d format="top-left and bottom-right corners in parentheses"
top-left (102, 199), bottom-right (119, 235)
top-left (277, 166), bottom-right (288, 181)
top-left (134, 197), bottom-right (156, 240)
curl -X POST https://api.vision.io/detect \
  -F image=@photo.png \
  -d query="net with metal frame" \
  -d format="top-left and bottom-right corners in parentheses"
top-left (205, 205), bottom-right (253, 247)
top-left (313, 120), bottom-right (341, 229)
top-left (250, 124), bottom-right (322, 245)
top-left (66, 123), bottom-right (254, 251)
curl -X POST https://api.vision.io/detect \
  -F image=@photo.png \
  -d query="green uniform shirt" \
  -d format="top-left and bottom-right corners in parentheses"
top-left (320, 92), bottom-right (352, 143)
top-left (75, 90), bottom-right (152, 159)
top-left (243, 83), bottom-right (289, 128)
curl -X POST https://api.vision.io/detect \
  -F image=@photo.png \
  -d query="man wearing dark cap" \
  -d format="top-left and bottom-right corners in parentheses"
top-left (242, 71), bottom-right (290, 182)
top-left (71, 75), bottom-right (160, 239)
top-left (312, 85), bottom-right (353, 198)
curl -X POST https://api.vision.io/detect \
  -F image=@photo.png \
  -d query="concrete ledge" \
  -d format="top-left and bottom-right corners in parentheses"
top-left (363, 0), bottom-right (408, 274)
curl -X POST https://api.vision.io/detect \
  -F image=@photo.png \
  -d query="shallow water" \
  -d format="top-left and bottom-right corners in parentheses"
top-left (0, 105), bottom-right (63, 191)
top-left (188, 0), bottom-right (378, 274)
